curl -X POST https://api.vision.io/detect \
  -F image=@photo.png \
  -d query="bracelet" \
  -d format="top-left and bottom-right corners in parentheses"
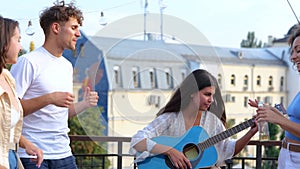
top-left (274, 103), bottom-right (287, 115)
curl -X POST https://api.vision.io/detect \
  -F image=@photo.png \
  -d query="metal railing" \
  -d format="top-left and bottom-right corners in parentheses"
top-left (69, 135), bottom-right (282, 169)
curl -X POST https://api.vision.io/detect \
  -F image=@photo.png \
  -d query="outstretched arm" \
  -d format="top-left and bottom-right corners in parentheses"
top-left (234, 121), bottom-right (258, 155)
top-left (256, 106), bottom-right (300, 138)
top-left (68, 87), bottom-right (99, 118)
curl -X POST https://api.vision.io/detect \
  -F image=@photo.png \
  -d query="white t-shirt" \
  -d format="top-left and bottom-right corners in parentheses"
top-left (10, 47), bottom-right (73, 159)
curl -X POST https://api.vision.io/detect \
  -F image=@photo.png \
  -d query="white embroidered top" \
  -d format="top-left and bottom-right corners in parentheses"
top-left (129, 111), bottom-right (236, 166)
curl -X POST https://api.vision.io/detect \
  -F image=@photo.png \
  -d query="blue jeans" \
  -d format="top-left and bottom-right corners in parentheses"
top-left (9, 150), bottom-right (18, 169)
top-left (21, 155), bottom-right (78, 169)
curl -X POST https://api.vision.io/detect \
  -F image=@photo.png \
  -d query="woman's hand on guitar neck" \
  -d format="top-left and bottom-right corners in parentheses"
top-left (164, 147), bottom-right (192, 169)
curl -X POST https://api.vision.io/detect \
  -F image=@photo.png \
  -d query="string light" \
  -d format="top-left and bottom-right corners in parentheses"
top-left (18, 0), bottom-right (141, 34)
top-left (99, 11), bottom-right (108, 26)
top-left (25, 20), bottom-right (35, 36)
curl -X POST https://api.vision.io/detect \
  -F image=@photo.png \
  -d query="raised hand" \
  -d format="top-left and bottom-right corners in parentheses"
top-left (248, 99), bottom-right (259, 108)
top-left (82, 87), bottom-right (99, 108)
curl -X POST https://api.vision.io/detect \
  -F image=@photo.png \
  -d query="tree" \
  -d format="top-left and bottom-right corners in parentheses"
top-left (226, 118), bottom-right (236, 139)
top-left (262, 123), bottom-right (281, 169)
top-left (29, 41), bottom-right (35, 52)
top-left (240, 31), bottom-right (262, 48)
top-left (68, 106), bottom-right (110, 169)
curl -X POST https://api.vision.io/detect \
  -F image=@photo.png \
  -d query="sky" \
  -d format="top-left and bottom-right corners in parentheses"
top-left (1, 0), bottom-right (300, 51)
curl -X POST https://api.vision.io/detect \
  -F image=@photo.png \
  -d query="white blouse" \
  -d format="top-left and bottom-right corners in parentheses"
top-left (10, 107), bottom-right (20, 143)
top-left (129, 111), bottom-right (236, 166)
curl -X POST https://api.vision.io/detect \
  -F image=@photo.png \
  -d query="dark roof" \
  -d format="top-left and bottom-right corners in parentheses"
top-left (273, 24), bottom-right (299, 43)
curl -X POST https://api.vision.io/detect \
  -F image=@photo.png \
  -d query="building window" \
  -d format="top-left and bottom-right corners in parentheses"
top-left (165, 68), bottom-right (173, 88)
top-left (231, 96), bottom-right (235, 102)
top-left (181, 69), bottom-right (186, 82)
top-left (80, 44), bottom-right (84, 57)
top-left (264, 96), bottom-right (273, 105)
top-left (230, 74), bottom-right (236, 86)
top-left (244, 75), bottom-right (248, 86)
top-left (149, 68), bottom-right (157, 88)
top-left (280, 96), bottom-right (284, 104)
top-left (268, 76), bottom-right (273, 86)
top-left (244, 96), bottom-right (248, 107)
top-left (132, 66), bottom-right (140, 88)
top-left (113, 65), bottom-right (121, 87)
top-left (280, 76), bottom-right (284, 91)
top-left (243, 75), bottom-right (248, 91)
top-left (257, 96), bottom-right (261, 102)
top-left (256, 75), bottom-right (261, 86)
top-left (217, 74), bottom-right (222, 88)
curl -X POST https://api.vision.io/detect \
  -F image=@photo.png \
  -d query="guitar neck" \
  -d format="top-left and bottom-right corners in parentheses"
top-left (198, 118), bottom-right (254, 150)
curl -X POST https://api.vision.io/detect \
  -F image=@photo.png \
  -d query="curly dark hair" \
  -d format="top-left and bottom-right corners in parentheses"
top-left (39, 2), bottom-right (83, 37)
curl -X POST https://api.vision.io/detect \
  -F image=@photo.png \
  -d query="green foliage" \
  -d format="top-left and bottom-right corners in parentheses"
top-left (6, 49), bottom-right (27, 70)
top-left (262, 123), bottom-right (281, 168)
top-left (240, 31), bottom-right (262, 48)
top-left (29, 41), bottom-right (35, 52)
top-left (226, 118), bottom-right (236, 129)
top-left (68, 106), bottom-right (110, 169)
top-left (268, 123), bottom-right (280, 140)
top-left (226, 118), bottom-right (236, 139)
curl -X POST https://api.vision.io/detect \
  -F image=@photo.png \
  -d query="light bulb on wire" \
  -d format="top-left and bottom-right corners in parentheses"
top-left (159, 0), bottom-right (167, 10)
top-left (25, 20), bottom-right (35, 36)
top-left (99, 11), bottom-right (108, 26)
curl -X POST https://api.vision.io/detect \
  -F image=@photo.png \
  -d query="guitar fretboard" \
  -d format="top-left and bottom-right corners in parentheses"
top-left (198, 118), bottom-right (254, 151)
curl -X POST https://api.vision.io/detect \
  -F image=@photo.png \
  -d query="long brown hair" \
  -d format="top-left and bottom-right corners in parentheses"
top-left (0, 17), bottom-right (19, 74)
top-left (156, 69), bottom-right (227, 126)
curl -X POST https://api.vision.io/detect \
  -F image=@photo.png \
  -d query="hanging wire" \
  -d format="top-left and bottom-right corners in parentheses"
top-left (286, 0), bottom-right (300, 24)
top-left (85, 0), bottom-right (139, 14)
top-left (15, 0), bottom-right (140, 21)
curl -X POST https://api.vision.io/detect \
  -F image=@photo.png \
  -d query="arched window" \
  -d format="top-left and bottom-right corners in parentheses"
top-left (230, 74), bottom-right (236, 86)
top-left (113, 65), bottom-right (121, 87)
top-left (149, 68), bottom-right (157, 88)
top-left (165, 68), bottom-right (173, 88)
top-left (132, 66), bottom-right (140, 88)
top-left (217, 74), bottom-right (222, 88)
top-left (256, 75), bottom-right (261, 86)
top-left (244, 75), bottom-right (248, 86)
top-left (268, 76), bottom-right (273, 86)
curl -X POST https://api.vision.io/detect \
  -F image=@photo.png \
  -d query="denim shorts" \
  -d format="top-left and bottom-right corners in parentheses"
top-left (9, 150), bottom-right (18, 169)
top-left (21, 155), bottom-right (78, 169)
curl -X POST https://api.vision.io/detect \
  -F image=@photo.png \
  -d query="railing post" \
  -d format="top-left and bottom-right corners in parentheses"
top-left (117, 141), bottom-right (122, 169)
top-left (256, 142), bottom-right (262, 169)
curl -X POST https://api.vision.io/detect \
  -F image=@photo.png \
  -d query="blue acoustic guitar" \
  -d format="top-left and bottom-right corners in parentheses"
top-left (137, 118), bottom-right (255, 169)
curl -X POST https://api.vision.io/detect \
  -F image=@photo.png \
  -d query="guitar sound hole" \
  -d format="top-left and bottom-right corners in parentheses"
top-left (183, 143), bottom-right (199, 160)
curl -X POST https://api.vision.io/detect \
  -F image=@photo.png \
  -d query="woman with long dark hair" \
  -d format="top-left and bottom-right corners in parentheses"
top-left (130, 69), bottom-right (258, 169)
